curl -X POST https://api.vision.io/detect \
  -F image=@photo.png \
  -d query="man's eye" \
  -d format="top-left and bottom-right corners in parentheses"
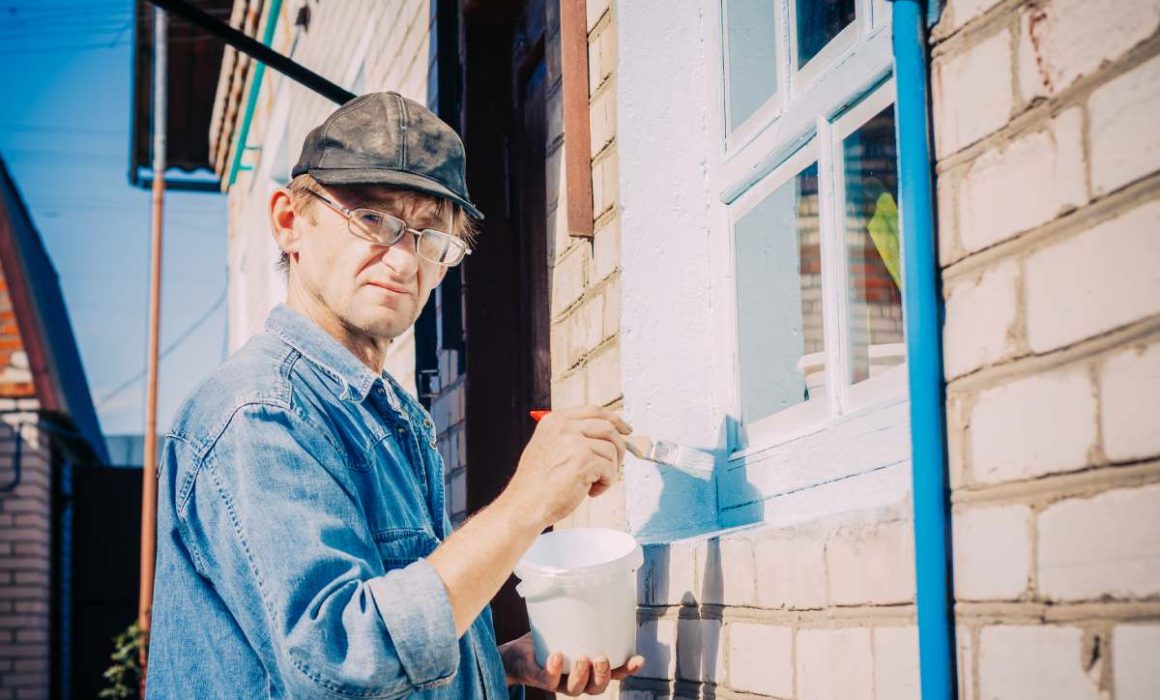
top-left (355, 211), bottom-right (385, 230)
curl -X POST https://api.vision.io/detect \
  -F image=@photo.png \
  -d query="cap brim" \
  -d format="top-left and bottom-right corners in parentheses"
top-left (308, 168), bottom-right (485, 220)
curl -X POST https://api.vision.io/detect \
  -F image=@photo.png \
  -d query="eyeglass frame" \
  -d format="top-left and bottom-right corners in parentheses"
top-left (303, 188), bottom-right (472, 267)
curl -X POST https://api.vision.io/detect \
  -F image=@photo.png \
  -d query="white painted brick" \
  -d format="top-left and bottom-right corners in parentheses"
top-left (978, 626), bottom-right (1098, 700)
top-left (933, 28), bottom-right (1013, 157)
top-left (1114, 624), bottom-right (1160, 700)
top-left (638, 541), bottom-right (697, 606)
top-left (958, 108), bottom-right (1086, 253)
top-left (449, 469), bottom-right (466, 516)
top-left (590, 78), bottom-right (617, 157)
top-left (636, 618), bottom-right (677, 680)
top-left (565, 295), bottom-right (604, 366)
top-left (586, 476), bottom-right (627, 530)
top-left (874, 627), bottom-right (920, 700)
top-left (1016, 0), bottom-right (1160, 102)
top-left (826, 519), bottom-right (915, 605)
top-left (586, 342), bottom-right (621, 408)
top-left (601, 277), bottom-right (620, 341)
top-left (592, 217), bottom-right (621, 282)
top-left (586, 0), bottom-right (610, 33)
top-left (699, 535), bottom-right (756, 607)
top-left (943, 260), bottom-right (1020, 379)
top-left (753, 530), bottom-right (828, 609)
top-left (552, 245), bottom-right (588, 316)
top-left (797, 627), bottom-right (873, 700)
top-left (1101, 341), bottom-right (1160, 463)
top-left (728, 623), bottom-right (793, 698)
top-left (551, 369), bottom-right (586, 408)
top-left (587, 20), bottom-right (617, 96)
top-left (676, 618), bottom-right (723, 684)
top-left (1025, 200), bottom-right (1160, 353)
top-left (1038, 483), bottom-right (1160, 601)
top-left (1089, 54), bottom-right (1160, 197)
top-left (969, 366), bottom-right (1096, 483)
top-left (952, 504), bottom-right (1032, 600)
top-left (957, 625), bottom-right (976, 700)
top-left (944, 0), bottom-right (1005, 31)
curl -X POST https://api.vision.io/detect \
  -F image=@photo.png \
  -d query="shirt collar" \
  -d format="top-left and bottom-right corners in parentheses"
top-left (265, 303), bottom-right (387, 403)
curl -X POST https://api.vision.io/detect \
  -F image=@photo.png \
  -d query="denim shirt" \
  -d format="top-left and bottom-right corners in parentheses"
top-left (147, 304), bottom-right (514, 699)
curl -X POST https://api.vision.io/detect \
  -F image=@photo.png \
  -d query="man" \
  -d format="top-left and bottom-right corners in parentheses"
top-left (146, 92), bottom-right (643, 698)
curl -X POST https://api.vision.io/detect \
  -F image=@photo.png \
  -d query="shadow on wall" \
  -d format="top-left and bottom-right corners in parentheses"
top-left (627, 416), bottom-right (765, 697)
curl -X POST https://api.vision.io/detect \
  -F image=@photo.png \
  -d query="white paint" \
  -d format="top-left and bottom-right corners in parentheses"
top-left (615, 0), bottom-right (908, 538)
top-left (617, 0), bottom-right (721, 538)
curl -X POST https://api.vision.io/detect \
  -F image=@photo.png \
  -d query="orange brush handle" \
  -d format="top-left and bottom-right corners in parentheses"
top-left (529, 410), bottom-right (551, 422)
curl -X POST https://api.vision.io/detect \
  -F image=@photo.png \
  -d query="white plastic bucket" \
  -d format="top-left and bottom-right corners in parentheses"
top-left (514, 528), bottom-right (643, 669)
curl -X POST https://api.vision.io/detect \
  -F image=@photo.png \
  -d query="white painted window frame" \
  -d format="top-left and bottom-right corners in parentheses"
top-left (706, 0), bottom-right (906, 512)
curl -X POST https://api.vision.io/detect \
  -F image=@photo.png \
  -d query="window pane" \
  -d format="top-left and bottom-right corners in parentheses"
top-left (734, 163), bottom-right (824, 425)
top-left (843, 105), bottom-right (903, 384)
top-left (724, 0), bottom-right (778, 132)
top-left (796, 0), bottom-right (856, 67)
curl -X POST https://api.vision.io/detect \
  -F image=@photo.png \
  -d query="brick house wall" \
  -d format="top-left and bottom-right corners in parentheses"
top-left (0, 275), bottom-right (52, 699)
top-left (933, 1), bottom-right (1160, 698)
top-left (564, 1), bottom-right (1160, 700)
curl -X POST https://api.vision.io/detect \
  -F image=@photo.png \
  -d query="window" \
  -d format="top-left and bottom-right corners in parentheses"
top-left (711, 0), bottom-right (903, 519)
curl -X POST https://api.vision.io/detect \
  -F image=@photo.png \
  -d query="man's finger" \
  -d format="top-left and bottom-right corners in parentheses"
top-left (557, 405), bottom-right (633, 435)
top-left (584, 438), bottom-right (619, 489)
top-left (579, 419), bottom-right (628, 461)
top-left (610, 655), bottom-right (645, 680)
top-left (586, 656), bottom-right (612, 694)
top-left (536, 651), bottom-right (564, 691)
top-left (563, 656), bottom-right (591, 696)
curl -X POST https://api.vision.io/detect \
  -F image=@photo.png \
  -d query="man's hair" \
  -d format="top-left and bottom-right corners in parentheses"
top-left (277, 173), bottom-right (477, 273)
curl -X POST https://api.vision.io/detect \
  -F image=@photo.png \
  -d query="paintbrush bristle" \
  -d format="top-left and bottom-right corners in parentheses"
top-left (649, 440), bottom-right (715, 479)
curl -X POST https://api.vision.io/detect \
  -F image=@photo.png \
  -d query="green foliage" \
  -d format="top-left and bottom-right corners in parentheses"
top-left (99, 621), bottom-right (144, 699)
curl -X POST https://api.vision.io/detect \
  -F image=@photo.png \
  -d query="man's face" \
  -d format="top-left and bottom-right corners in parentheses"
top-left (291, 185), bottom-right (451, 342)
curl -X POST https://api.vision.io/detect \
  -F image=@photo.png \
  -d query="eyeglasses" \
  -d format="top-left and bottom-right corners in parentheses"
top-left (305, 189), bottom-right (472, 267)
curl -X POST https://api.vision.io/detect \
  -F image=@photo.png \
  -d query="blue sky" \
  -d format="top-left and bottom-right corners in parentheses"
top-left (0, 1), bottom-right (229, 439)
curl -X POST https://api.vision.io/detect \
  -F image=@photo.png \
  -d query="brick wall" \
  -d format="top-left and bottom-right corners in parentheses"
top-left (0, 270), bottom-right (51, 698)
top-left (551, 0), bottom-right (627, 532)
top-left (932, 0), bottom-right (1160, 698)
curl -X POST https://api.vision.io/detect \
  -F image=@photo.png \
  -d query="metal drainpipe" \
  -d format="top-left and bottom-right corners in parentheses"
top-left (892, 0), bottom-right (957, 698)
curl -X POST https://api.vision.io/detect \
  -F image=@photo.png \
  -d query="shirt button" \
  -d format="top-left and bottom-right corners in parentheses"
top-left (397, 427), bottom-right (406, 435)
top-left (423, 417), bottom-right (433, 428)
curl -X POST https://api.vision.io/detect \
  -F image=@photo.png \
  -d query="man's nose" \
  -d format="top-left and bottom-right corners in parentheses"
top-left (379, 232), bottom-right (419, 278)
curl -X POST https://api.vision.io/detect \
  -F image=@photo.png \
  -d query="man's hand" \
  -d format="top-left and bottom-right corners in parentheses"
top-left (501, 406), bottom-right (632, 530)
top-left (499, 633), bottom-right (645, 696)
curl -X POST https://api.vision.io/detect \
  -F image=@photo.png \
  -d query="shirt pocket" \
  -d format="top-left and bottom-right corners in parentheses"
top-left (373, 527), bottom-right (440, 570)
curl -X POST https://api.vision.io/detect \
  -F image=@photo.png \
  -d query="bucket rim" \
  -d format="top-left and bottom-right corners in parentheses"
top-left (514, 528), bottom-right (644, 582)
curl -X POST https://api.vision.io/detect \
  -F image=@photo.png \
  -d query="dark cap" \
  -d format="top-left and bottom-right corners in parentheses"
top-left (292, 92), bottom-right (483, 219)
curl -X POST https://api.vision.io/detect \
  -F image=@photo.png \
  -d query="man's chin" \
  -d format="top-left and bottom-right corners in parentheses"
top-left (353, 309), bottom-right (413, 342)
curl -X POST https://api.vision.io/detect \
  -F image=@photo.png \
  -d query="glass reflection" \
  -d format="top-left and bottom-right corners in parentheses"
top-left (725, 0), bottom-right (779, 132)
top-left (734, 162), bottom-right (824, 426)
top-left (843, 105), bottom-right (904, 384)
top-left (797, 0), bottom-right (856, 67)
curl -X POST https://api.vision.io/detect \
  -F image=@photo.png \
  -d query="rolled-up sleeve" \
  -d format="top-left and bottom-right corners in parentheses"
top-left (368, 559), bottom-right (458, 687)
top-left (177, 402), bottom-right (457, 698)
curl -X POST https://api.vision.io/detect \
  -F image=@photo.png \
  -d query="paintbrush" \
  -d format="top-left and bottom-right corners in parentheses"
top-left (529, 410), bottom-right (715, 480)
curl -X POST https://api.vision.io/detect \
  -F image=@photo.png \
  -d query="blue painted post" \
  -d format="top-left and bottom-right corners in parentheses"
top-left (892, 1), bottom-right (958, 698)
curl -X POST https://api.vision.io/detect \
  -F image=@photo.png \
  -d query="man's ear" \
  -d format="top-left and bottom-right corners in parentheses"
top-left (269, 188), bottom-right (302, 258)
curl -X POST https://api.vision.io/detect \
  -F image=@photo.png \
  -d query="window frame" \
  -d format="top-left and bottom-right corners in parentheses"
top-left (706, 0), bottom-right (906, 515)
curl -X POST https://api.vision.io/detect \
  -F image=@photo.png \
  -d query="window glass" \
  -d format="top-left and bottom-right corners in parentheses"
top-left (734, 162), bottom-right (824, 426)
top-left (796, 0), bottom-right (856, 67)
top-left (724, 0), bottom-right (778, 132)
top-left (842, 105), bottom-right (903, 384)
